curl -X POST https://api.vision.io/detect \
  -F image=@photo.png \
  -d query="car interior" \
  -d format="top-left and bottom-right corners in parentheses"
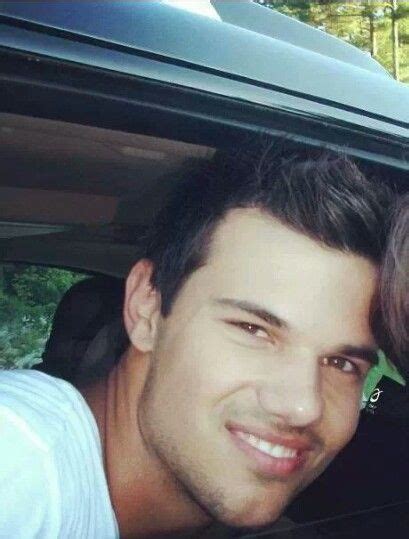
top-left (0, 106), bottom-right (408, 538)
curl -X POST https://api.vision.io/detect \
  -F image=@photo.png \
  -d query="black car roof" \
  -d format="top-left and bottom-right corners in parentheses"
top-left (0, 0), bottom-right (408, 139)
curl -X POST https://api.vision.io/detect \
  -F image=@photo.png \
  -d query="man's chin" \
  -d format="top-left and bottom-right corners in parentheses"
top-left (213, 498), bottom-right (286, 530)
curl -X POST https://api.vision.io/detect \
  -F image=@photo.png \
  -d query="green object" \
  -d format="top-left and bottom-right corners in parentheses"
top-left (361, 350), bottom-right (406, 409)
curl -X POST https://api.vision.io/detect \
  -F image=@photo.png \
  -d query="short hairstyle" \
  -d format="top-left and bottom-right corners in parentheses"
top-left (380, 194), bottom-right (409, 367)
top-left (145, 142), bottom-right (392, 316)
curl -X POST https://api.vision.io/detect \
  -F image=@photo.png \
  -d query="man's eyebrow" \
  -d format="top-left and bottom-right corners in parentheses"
top-left (335, 345), bottom-right (379, 365)
top-left (215, 298), bottom-right (289, 330)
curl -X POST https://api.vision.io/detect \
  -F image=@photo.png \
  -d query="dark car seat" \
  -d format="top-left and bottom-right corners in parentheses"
top-left (35, 275), bottom-right (128, 386)
top-left (287, 373), bottom-right (409, 522)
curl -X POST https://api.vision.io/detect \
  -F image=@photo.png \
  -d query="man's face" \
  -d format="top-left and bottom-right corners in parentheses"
top-left (139, 209), bottom-right (378, 528)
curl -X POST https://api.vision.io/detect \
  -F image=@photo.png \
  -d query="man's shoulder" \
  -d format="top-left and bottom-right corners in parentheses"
top-left (0, 369), bottom-right (97, 450)
top-left (0, 371), bottom-right (118, 537)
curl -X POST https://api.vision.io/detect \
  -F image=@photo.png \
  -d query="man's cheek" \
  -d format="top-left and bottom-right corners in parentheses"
top-left (326, 409), bottom-right (360, 455)
top-left (318, 387), bottom-right (361, 452)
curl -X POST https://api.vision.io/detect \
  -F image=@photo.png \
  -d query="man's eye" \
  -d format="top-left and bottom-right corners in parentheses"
top-left (229, 321), bottom-right (269, 340)
top-left (322, 356), bottom-right (359, 375)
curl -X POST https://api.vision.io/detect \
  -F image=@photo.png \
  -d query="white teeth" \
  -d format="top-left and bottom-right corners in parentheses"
top-left (236, 432), bottom-right (297, 459)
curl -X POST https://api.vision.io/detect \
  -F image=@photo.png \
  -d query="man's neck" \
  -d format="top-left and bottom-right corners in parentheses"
top-left (81, 350), bottom-right (211, 538)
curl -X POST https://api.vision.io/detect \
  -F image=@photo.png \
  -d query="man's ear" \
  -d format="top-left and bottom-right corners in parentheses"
top-left (123, 259), bottom-right (161, 353)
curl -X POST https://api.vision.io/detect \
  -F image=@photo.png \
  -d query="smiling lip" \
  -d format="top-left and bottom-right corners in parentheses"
top-left (227, 423), bottom-right (313, 479)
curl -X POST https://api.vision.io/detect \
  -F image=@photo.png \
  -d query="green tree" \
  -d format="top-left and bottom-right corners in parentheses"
top-left (256, 1), bottom-right (409, 82)
top-left (0, 264), bottom-right (87, 368)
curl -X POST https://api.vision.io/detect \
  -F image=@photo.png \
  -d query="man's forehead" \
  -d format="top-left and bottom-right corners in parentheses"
top-left (180, 208), bottom-right (377, 345)
top-left (208, 208), bottom-right (316, 262)
top-left (206, 207), bottom-right (366, 280)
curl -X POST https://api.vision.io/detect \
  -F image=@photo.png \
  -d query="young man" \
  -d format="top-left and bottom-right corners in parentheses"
top-left (0, 145), bottom-right (392, 538)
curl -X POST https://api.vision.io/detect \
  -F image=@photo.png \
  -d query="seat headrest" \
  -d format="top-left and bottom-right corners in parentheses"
top-left (37, 275), bottom-right (126, 382)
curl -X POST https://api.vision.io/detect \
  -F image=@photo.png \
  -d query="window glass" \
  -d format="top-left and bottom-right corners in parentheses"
top-left (0, 263), bottom-right (88, 369)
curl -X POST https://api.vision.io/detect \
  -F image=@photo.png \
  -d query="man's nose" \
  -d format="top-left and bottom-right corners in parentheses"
top-left (257, 353), bottom-right (323, 428)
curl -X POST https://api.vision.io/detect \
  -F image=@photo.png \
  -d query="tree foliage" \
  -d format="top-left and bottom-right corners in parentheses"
top-left (0, 264), bottom-right (87, 369)
top-left (257, 1), bottom-right (409, 82)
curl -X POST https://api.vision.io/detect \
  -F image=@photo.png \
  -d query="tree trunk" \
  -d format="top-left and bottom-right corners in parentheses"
top-left (392, 0), bottom-right (400, 80)
top-left (369, 15), bottom-right (377, 57)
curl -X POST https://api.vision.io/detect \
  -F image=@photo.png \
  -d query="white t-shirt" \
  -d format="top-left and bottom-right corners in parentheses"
top-left (0, 370), bottom-right (119, 539)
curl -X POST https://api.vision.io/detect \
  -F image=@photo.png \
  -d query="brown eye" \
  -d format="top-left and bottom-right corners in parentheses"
top-left (322, 356), bottom-right (358, 374)
top-left (232, 322), bottom-right (269, 340)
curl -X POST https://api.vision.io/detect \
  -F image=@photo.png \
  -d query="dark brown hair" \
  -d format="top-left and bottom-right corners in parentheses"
top-left (145, 142), bottom-right (392, 315)
top-left (381, 194), bottom-right (409, 366)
